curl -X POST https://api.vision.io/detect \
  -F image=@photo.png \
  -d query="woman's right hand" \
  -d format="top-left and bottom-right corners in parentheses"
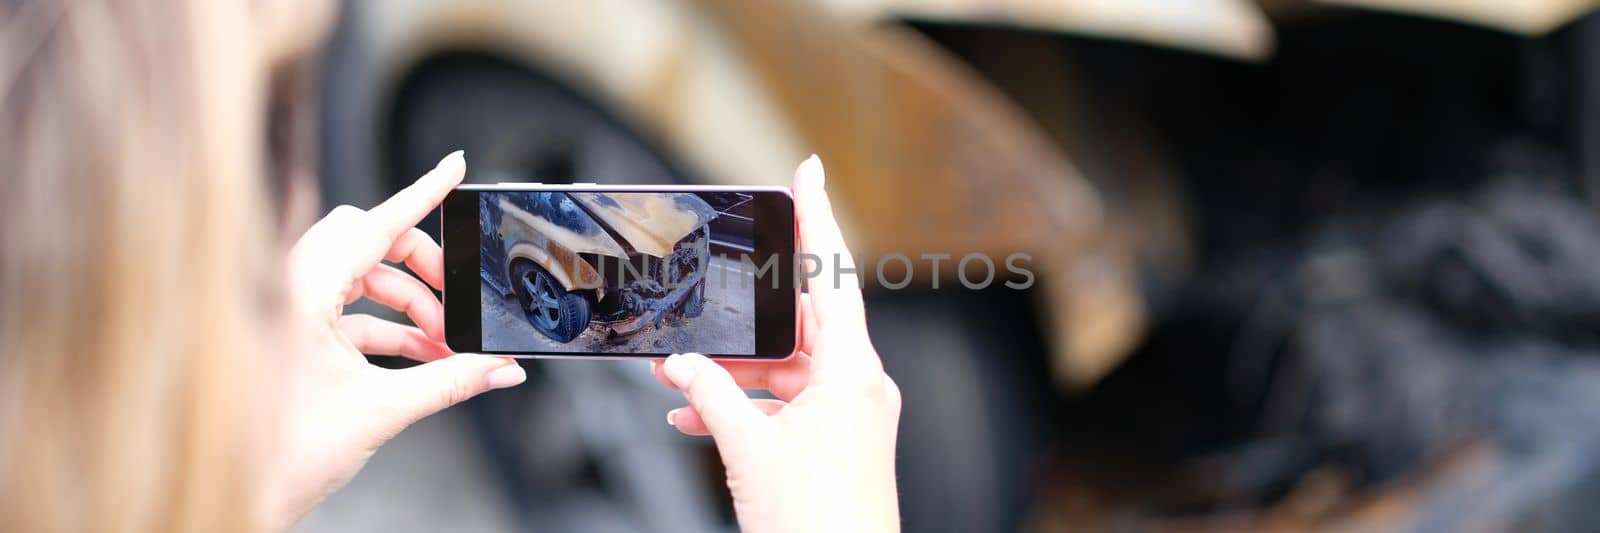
top-left (651, 155), bottom-right (902, 533)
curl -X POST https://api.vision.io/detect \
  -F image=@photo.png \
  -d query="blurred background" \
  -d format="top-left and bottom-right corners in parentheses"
top-left (294, 1), bottom-right (1600, 531)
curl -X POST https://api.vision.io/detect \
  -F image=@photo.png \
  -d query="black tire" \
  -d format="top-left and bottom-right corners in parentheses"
top-left (511, 261), bottom-right (591, 343)
top-left (868, 289), bottom-right (1051, 533)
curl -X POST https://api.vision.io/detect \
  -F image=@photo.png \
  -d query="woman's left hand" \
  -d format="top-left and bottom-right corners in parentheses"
top-left (267, 151), bottom-right (525, 528)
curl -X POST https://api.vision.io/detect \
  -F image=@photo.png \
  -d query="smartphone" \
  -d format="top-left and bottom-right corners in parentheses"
top-left (442, 184), bottom-right (797, 359)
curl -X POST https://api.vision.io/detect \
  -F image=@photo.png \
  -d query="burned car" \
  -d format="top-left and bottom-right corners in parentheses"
top-left (480, 191), bottom-right (716, 343)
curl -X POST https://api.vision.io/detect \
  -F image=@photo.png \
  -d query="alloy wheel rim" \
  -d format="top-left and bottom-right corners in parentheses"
top-left (522, 272), bottom-right (562, 330)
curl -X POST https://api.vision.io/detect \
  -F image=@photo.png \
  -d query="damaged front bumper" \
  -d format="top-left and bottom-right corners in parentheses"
top-left (599, 265), bottom-right (706, 336)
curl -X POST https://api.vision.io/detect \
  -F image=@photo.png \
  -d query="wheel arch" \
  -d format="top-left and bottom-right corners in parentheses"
top-left (335, 0), bottom-right (807, 190)
top-left (506, 243), bottom-right (603, 300)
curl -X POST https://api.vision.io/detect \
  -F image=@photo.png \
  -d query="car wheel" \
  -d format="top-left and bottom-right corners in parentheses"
top-left (512, 261), bottom-right (591, 343)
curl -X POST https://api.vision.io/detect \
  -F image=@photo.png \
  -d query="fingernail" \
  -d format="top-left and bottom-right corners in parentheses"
top-left (798, 154), bottom-right (824, 187)
top-left (435, 150), bottom-right (464, 170)
top-left (486, 361), bottom-right (526, 389)
top-left (667, 408), bottom-right (681, 427)
top-left (662, 353), bottom-right (697, 389)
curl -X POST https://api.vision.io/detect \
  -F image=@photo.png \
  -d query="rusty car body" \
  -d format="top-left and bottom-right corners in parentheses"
top-left (481, 191), bottom-right (716, 343)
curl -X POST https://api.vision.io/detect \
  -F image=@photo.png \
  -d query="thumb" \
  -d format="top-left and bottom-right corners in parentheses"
top-left (662, 353), bottom-right (766, 454)
top-left (381, 354), bottom-right (526, 426)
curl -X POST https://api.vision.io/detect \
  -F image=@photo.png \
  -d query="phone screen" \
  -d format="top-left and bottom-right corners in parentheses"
top-left (443, 186), bottom-right (795, 358)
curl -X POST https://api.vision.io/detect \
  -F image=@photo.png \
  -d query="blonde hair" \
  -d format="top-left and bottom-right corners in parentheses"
top-left (0, 1), bottom-right (285, 530)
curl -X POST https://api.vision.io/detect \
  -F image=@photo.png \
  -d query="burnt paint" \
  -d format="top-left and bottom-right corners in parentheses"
top-left (479, 194), bottom-right (512, 295)
top-left (669, 193), bottom-right (718, 223)
top-left (569, 192), bottom-right (717, 257)
top-left (497, 191), bottom-right (604, 237)
top-left (589, 192), bottom-right (622, 209)
top-left (481, 191), bottom-right (616, 293)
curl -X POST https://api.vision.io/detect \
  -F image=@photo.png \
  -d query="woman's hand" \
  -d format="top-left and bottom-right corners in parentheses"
top-left (268, 151), bottom-right (526, 528)
top-left (651, 156), bottom-right (902, 532)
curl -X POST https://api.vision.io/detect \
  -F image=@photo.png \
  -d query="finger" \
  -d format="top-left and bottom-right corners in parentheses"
top-left (380, 354), bottom-right (525, 427)
top-left (650, 356), bottom-right (811, 398)
top-left (358, 264), bottom-right (445, 341)
top-left (368, 150), bottom-right (465, 245)
top-left (668, 399), bottom-right (786, 436)
top-left (709, 357), bottom-right (811, 401)
top-left (290, 152), bottom-right (464, 311)
top-left (884, 374), bottom-right (903, 419)
top-left (793, 155), bottom-right (866, 328)
top-left (660, 353), bottom-right (767, 455)
top-left (791, 155), bottom-right (879, 379)
top-left (798, 291), bottom-right (819, 356)
top-left (289, 204), bottom-right (379, 313)
top-left (338, 314), bottom-right (453, 362)
top-left (651, 353), bottom-right (812, 401)
top-left (387, 226), bottom-right (445, 291)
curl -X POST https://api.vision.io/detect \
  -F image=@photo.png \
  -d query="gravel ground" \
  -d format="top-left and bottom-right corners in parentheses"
top-left (483, 255), bottom-right (755, 354)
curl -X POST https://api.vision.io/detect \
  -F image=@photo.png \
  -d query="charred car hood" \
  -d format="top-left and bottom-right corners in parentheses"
top-left (498, 194), bottom-right (629, 259)
top-left (570, 192), bottom-right (716, 258)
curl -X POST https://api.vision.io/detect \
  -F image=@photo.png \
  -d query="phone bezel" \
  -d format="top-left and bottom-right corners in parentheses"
top-left (443, 184), bottom-right (796, 359)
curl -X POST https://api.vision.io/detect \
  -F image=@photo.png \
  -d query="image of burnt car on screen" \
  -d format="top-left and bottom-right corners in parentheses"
top-left (480, 191), bottom-right (755, 352)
